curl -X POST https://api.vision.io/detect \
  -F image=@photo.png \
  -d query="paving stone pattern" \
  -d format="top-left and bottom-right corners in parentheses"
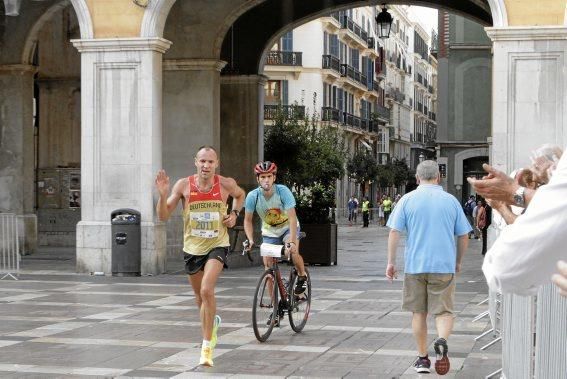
top-left (1, 226), bottom-right (502, 378)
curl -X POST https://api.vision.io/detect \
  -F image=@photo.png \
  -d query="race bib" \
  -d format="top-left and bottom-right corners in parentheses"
top-left (190, 212), bottom-right (220, 238)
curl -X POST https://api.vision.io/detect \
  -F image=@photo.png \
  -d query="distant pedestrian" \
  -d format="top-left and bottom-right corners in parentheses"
top-left (382, 196), bottom-right (392, 226)
top-left (361, 197), bottom-right (370, 227)
top-left (475, 199), bottom-right (491, 255)
top-left (463, 195), bottom-right (476, 239)
top-left (378, 199), bottom-right (385, 226)
top-left (347, 196), bottom-right (358, 225)
top-left (386, 160), bottom-right (471, 375)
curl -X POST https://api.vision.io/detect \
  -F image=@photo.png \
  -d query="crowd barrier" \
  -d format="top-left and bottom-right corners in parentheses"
top-left (0, 213), bottom-right (20, 280)
top-left (481, 226), bottom-right (567, 378)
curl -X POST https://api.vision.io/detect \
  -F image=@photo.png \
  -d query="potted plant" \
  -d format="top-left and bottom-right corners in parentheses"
top-left (264, 101), bottom-right (346, 265)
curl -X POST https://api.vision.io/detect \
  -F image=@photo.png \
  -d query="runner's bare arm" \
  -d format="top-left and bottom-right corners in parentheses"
top-left (220, 176), bottom-right (246, 212)
top-left (155, 171), bottom-right (184, 221)
top-left (220, 176), bottom-right (245, 227)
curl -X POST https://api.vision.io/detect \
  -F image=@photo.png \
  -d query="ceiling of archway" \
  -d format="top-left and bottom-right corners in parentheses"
top-left (219, 0), bottom-right (493, 75)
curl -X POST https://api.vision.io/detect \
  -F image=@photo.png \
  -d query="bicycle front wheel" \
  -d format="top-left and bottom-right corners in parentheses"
top-left (289, 269), bottom-right (311, 333)
top-left (252, 269), bottom-right (279, 342)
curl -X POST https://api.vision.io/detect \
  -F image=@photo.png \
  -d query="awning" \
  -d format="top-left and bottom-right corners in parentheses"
top-left (360, 140), bottom-right (372, 151)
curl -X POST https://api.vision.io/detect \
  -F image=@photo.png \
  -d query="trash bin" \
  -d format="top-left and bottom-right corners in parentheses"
top-left (111, 208), bottom-right (141, 276)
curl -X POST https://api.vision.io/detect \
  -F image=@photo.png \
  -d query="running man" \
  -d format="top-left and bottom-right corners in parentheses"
top-left (243, 161), bottom-right (308, 295)
top-left (155, 146), bottom-right (245, 367)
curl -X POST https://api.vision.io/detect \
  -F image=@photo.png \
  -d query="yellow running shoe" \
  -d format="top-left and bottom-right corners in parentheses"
top-left (199, 346), bottom-right (213, 367)
top-left (211, 315), bottom-right (221, 349)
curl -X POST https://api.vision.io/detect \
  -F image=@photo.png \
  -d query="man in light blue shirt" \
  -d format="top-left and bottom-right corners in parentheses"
top-left (386, 160), bottom-right (471, 375)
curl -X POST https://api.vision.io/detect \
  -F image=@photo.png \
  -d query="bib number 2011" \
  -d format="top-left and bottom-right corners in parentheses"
top-left (191, 212), bottom-right (220, 238)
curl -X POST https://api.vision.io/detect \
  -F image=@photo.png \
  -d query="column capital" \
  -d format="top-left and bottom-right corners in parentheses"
top-left (220, 74), bottom-right (268, 85)
top-left (485, 26), bottom-right (567, 42)
top-left (0, 64), bottom-right (38, 75)
top-left (163, 59), bottom-right (227, 72)
top-left (71, 37), bottom-right (172, 54)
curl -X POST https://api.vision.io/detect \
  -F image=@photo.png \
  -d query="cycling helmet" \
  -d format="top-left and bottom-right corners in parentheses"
top-left (254, 161), bottom-right (277, 175)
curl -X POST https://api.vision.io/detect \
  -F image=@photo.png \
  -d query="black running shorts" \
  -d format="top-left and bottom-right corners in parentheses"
top-left (183, 247), bottom-right (229, 275)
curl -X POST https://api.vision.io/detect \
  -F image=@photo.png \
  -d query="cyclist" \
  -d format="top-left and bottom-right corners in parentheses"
top-left (155, 145), bottom-right (245, 367)
top-left (243, 161), bottom-right (308, 297)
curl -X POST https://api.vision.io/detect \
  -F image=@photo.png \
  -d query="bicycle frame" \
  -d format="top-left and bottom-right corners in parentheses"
top-left (268, 256), bottom-right (296, 310)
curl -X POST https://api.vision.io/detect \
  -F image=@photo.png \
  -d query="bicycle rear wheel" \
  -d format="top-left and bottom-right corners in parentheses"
top-left (252, 269), bottom-right (279, 342)
top-left (288, 269), bottom-right (311, 333)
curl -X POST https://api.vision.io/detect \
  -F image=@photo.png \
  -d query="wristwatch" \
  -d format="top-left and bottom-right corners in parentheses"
top-left (513, 186), bottom-right (526, 207)
top-left (232, 209), bottom-right (240, 217)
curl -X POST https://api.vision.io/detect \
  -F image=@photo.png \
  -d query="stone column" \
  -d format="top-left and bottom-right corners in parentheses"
top-left (0, 64), bottom-right (38, 255)
top-left (72, 38), bottom-right (171, 275)
top-left (220, 75), bottom-right (266, 191)
top-left (487, 27), bottom-right (567, 172)
top-left (162, 59), bottom-right (226, 182)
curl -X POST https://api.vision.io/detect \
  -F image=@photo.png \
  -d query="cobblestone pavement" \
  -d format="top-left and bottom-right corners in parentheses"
top-left (1, 225), bottom-right (501, 378)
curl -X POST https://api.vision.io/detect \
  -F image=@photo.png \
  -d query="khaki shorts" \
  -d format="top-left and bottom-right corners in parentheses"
top-left (402, 273), bottom-right (455, 316)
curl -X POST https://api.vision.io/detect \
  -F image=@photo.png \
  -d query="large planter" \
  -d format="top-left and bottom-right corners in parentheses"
top-left (300, 223), bottom-right (338, 266)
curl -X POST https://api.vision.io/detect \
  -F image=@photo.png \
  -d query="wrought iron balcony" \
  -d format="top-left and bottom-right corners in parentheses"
top-left (386, 88), bottom-right (405, 103)
top-left (373, 104), bottom-right (390, 122)
top-left (341, 15), bottom-right (369, 46)
top-left (264, 105), bottom-right (305, 120)
top-left (340, 63), bottom-right (367, 87)
top-left (321, 107), bottom-right (341, 122)
top-left (322, 55), bottom-right (341, 74)
top-left (343, 112), bottom-right (362, 129)
top-left (266, 51), bottom-right (302, 66)
top-left (373, 80), bottom-right (380, 92)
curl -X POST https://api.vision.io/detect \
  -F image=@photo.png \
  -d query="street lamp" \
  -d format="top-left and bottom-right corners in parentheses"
top-left (375, 4), bottom-right (393, 39)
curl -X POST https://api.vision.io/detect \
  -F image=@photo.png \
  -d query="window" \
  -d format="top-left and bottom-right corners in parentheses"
top-left (281, 31), bottom-right (293, 52)
top-left (329, 34), bottom-right (339, 58)
top-left (350, 48), bottom-right (359, 69)
top-left (264, 80), bottom-right (288, 105)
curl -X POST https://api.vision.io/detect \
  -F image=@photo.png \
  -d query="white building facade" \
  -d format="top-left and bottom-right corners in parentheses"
top-left (264, 5), bottom-right (438, 206)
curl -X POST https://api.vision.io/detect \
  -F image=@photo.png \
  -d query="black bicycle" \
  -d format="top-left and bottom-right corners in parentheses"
top-left (244, 236), bottom-right (312, 342)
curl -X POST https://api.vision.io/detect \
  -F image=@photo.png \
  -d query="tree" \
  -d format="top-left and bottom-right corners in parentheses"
top-left (390, 158), bottom-right (411, 187)
top-left (346, 150), bottom-right (378, 196)
top-left (264, 103), bottom-right (346, 223)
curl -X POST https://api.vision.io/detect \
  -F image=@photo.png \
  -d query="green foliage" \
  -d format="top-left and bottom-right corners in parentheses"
top-left (347, 150), bottom-right (379, 186)
top-left (389, 158), bottom-right (411, 187)
top-left (264, 103), bottom-right (346, 224)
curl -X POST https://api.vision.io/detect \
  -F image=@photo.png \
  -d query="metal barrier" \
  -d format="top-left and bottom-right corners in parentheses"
top-left (487, 222), bottom-right (567, 379)
top-left (0, 213), bottom-right (20, 280)
top-left (534, 284), bottom-right (567, 378)
top-left (501, 294), bottom-right (535, 379)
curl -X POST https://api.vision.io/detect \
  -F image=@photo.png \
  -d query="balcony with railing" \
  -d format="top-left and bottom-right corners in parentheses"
top-left (386, 88), bottom-right (405, 103)
top-left (322, 55), bottom-right (341, 76)
top-left (343, 112), bottom-right (362, 129)
top-left (340, 63), bottom-right (367, 89)
top-left (373, 80), bottom-right (380, 92)
top-left (373, 104), bottom-right (390, 122)
top-left (264, 105), bottom-right (305, 120)
top-left (340, 15), bottom-right (369, 48)
top-left (322, 12), bottom-right (342, 30)
top-left (265, 51), bottom-right (302, 66)
top-left (321, 107), bottom-right (341, 122)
